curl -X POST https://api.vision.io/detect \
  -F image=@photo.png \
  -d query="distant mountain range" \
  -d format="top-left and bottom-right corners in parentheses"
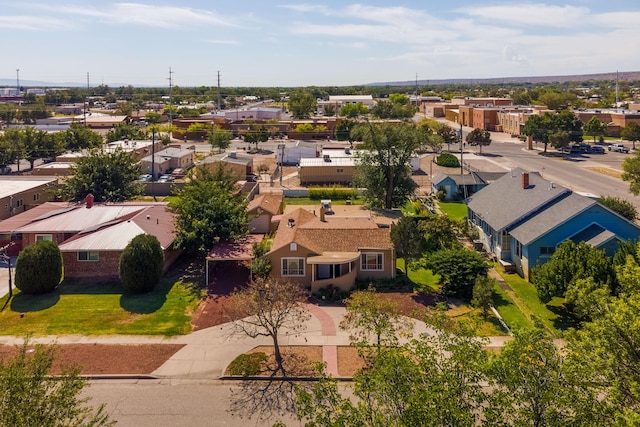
top-left (1, 71), bottom-right (639, 89)
top-left (367, 71), bottom-right (640, 86)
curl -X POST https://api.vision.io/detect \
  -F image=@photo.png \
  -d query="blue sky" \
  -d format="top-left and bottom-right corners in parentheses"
top-left (1, 1), bottom-right (639, 87)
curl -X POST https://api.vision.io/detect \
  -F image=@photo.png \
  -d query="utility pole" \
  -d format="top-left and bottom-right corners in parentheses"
top-left (84, 72), bottom-right (89, 126)
top-left (168, 67), bottom-right (174, 139)
top-left (16, 69), bottom-right (20, 93)
top-left (460, 123), bottom-right (464, 175)
top-left (217, 71), bottom-right (221, 111)
top-left (415, 72), bottom-right (419, 108)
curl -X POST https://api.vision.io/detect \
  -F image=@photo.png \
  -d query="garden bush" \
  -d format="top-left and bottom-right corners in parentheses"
top-left (227, 352), bottom-right (267, 376)
top-left (435, 152), bottom-right (460, 168)
top-left (15, 240), bottom-right (63, 294)
top-left (308, 186), bottom-right (358, 201)
top-left (119, 234), bottom-right (164, 294)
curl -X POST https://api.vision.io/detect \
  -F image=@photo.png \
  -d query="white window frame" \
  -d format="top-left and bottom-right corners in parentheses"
top-left (281, 257), bottom-right (305, 277)
top-left (33, 193), bottom-right (40, 201)
top-left (77, 251), bottom-right (99, 262)
top-left (15, 199), bottom-right (23, 208)
top-left (361, 252), bottom-right (384, 271)
top-left (35, 234), bottom-right (52, 242)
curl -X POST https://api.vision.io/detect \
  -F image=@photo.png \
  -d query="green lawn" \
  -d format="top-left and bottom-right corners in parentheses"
top-left (396, 258), bottom-right (440, 293)
top-left (492, 282), bottom-right (532, 332)
top-left (284, 197), bottom-right (364, 206)
top-left (494, 265), bottom-right (577, 336)
top-left (438, 202), bottom-right (467, 221)
top-left (0, 277), bottom-right (202, 337)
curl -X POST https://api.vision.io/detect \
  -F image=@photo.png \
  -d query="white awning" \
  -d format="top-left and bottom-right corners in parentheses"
top-left (306, 252), bottom-right (360, 264)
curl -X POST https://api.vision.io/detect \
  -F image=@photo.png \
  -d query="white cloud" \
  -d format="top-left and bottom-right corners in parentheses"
top-left (462, 4), bottom-right (591, 28)
top-left (204, 39), bottom-right (240, 45)
top-left (0, 15), bottom-right (68, 31)
top-left (31, 3), bottom-right (236, 29)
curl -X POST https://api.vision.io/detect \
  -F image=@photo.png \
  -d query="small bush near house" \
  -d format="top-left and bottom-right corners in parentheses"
top-left (15, 240), bottom-right (63, 295)
top-left (227, 352), bottom-right (267, 376)
top-left (435, 153), bottom-right (460, 168)
top-left (308, 186), bottom-right (359, 201)
top-left (314, 284), bottom-right (350, 303)
top-left (119, 234), bottom-right (164, 294)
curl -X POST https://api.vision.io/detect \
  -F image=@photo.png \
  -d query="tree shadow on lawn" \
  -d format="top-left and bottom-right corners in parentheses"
top-left (120, 278), bottom-right (172, 314)
top-left (9, 279), bottom-right (122, 312)
top-left (546, 303), bottom-right (580, 332)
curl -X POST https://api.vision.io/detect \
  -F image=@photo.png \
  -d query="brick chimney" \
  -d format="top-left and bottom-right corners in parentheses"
top-left (522, 172), bottom-right (529, 189)
top-left (85, 193), bottom-right (94, 208)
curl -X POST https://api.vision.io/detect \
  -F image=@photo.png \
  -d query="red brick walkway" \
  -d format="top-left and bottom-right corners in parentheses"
top-left (304, 304), bottom-right (339, 376)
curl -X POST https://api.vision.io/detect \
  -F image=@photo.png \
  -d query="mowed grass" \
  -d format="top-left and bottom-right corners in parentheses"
top-left (438, 202), bottom-right (468, 220)
top-left (0, 277), bottom-right (203, 337)
top-left (494, 265), bottom-right (577, 336)
top-left (492, 282), bottom-right (532, 332)
top-left (396, 258), bottom-right (440, 293)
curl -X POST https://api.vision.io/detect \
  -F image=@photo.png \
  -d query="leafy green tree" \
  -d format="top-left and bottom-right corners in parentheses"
top-left (340, 287), bottom-right (412, 351)
top-left (390, 216), bottom-right (425, 269)
top-left (207, 125), bottom-right (232, 153)
top-left (56, 123), bottom-right (103, 151)
top-left (288, 89), bottom-right (317, 119)
top-left (584, 116), bottom-right (608, 143)
top-left (0, 341), bottom-right (114, 427)
top-left (61, 150), bottom-right (143, 203)
top-left (20, 127), bottom-right (64, 169)
top-left (229, 278), bottom-right (310, 376)
top-left (170, 166), bottom-right (248, 253)
top-left (549, 130), bottom-right (571, 152)
top-left (599, 195), bottom-right (637, 221)
top-left (622, 122), bottom-right (640, 150)
top-left (465, 128), bottom-right (491, 154)
top-left (339, 102), bottom-right (368, 118)
top-left (250, 240), bottom-right (272, 280)
top-left (119, 234), bottom-right (164, 294)
top-left (297, 311), bottom-right (491, 426)
top-left (15, 240), bottom-right (63, 295)
top-left (423, 249), bottom-right (488, 299)
top-left (419, 215), bottom-right (461, 252)
top-left (471, 275), bottom-right (494, 319)
top-left (322, 103), bottom-right (335, 116)
top-left (621, 150), bottom-right (640, 195)
top-left (243, 125), bottom-right (269, 150)
top-left (487, 326), bottom-right (605, 427)
top-left (0, 135), bottom-right (19, 168)
top-left (567, 290), bottom-right (640, 424)
top-left (434, 152), bottom-right (459, 167)
top-left (523, 111), bottom-right (583, 153)
top-left (105, 123), bottom-right (147, 142)
top-left (531, 240), bottom-right (615, 303)
top-left (334, 119), bottom-right (356, 141)
top-left (352, 122), bottom-right (420, 209)
top-left (370, 100), bottom-right (416, 119)
top-left (436, 123), bottom-right (460, 150)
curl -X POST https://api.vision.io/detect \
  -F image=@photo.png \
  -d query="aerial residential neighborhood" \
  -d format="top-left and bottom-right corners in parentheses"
top-left (2, 1), bottom-right (640, 426)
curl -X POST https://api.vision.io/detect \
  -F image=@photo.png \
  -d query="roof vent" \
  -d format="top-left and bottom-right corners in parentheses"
top-left (549, 182), bottom-right (555, 189)
top-left (323, 154), bottom-right (331, 162)
top-left (288, 218), bottom-right (295, 227)
top-left (85, 193), bottom-right (94, 209)
top-left (147, 215), bottom-right (151, 220)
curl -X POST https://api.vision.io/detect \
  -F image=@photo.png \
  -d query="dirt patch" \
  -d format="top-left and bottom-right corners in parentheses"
top-left (585, 166), bottom-right (623, 180)
top-left (337, 346), bottom-right (367, 377)
top-left (377, 291), bottom-right (442, 320)
top-left (228, 345), bottom-right (323, 377)
top-left (0, 344), bottom-right (184, 375)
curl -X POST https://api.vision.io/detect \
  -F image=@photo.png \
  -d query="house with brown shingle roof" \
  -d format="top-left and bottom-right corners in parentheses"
top-left (266, 206), bottom-right (395, 292)
top-left (247, 193), bottom-right (283, 234)
top-left (0, 199), bottom-right (180, 280)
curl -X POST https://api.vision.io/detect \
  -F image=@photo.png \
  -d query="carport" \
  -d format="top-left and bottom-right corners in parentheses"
top-left (205, 234), bottom-right (264, 287)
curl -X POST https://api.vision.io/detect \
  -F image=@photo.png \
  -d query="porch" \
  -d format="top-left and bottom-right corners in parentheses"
top-left (307, 252), bottom-right (360, 293)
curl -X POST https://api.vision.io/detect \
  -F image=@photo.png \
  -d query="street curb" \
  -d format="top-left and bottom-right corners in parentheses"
top-left (82, 374), bottom-right (161, 380)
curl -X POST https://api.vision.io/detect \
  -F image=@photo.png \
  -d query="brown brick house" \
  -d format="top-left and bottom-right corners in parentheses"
top-left (266, 207), bottom-right (395, 292)
top-left (0, 200), bottom-right (180, 280)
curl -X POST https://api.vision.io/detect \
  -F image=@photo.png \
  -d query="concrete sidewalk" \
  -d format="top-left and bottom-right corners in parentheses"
top-left (0, 304), bottom-right (511, 380)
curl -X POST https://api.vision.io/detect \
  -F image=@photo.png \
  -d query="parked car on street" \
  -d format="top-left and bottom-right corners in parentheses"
top-left (138, 174), bottom-right (152, 182)
top-left (171, 168), bottom-right (185, 177)
top-left (591, 145), bottom-right (606, 154)
top-left (608, 143), bottom-right (630, 153)
top-left (157, 175), bottom-right (173, 183)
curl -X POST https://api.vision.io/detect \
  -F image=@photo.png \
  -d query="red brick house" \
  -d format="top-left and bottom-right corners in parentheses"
top-left (0, 200), bottom-right (180, 280)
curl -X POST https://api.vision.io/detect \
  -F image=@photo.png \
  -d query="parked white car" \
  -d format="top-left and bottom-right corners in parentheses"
top-left (608, 143), bottom-right (630, 153)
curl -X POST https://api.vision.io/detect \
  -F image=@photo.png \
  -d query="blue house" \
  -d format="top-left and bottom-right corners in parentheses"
top-left (432, 171), bottom-right (505, 201)
top-left (467, 168), bottom-right (640, 279)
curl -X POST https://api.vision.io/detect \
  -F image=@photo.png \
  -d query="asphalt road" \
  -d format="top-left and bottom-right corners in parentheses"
top-left (84, 379), bottom-right (306, 427)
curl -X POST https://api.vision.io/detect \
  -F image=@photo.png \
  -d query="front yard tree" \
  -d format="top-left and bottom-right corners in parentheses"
top-left (549, 130), bottom-right (571, 153)
top-left (61, 150), bottom-right (143, 203)
top-left (56, 123), bottom-right (103, 151)
top-left (171, 166), bottom-right (248, 254)
top-left (340, 287), bottom-right (412, 352)
top-left (229, 279), bottom-right (310, 376)
top-left (531, 240), bottom-right (614, 303)
top-left (352, 122), bottom-right (420, 209)
top-left (622, 122), bottom-right (640, 150)
top-left (423, 249), bottom-right (488, 299)
top-left (0, 342), bottom-right (113, 427)
top-left (390, 216), bottom-right (424, 269)
top-left (15, 240), bottom-right (63, 295)
top-left (622, 150), bottom-right (640, 195)
top-left (465, 128), bottom-right (491, 154)
top-left (471, 275), bottom-right (494, 320)
top-left (584, 116), bottom-right (607, 143)
top-left (288, 89), bottom-right (317, 119)
top-left (119, 234), bottom-right (164, 294)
